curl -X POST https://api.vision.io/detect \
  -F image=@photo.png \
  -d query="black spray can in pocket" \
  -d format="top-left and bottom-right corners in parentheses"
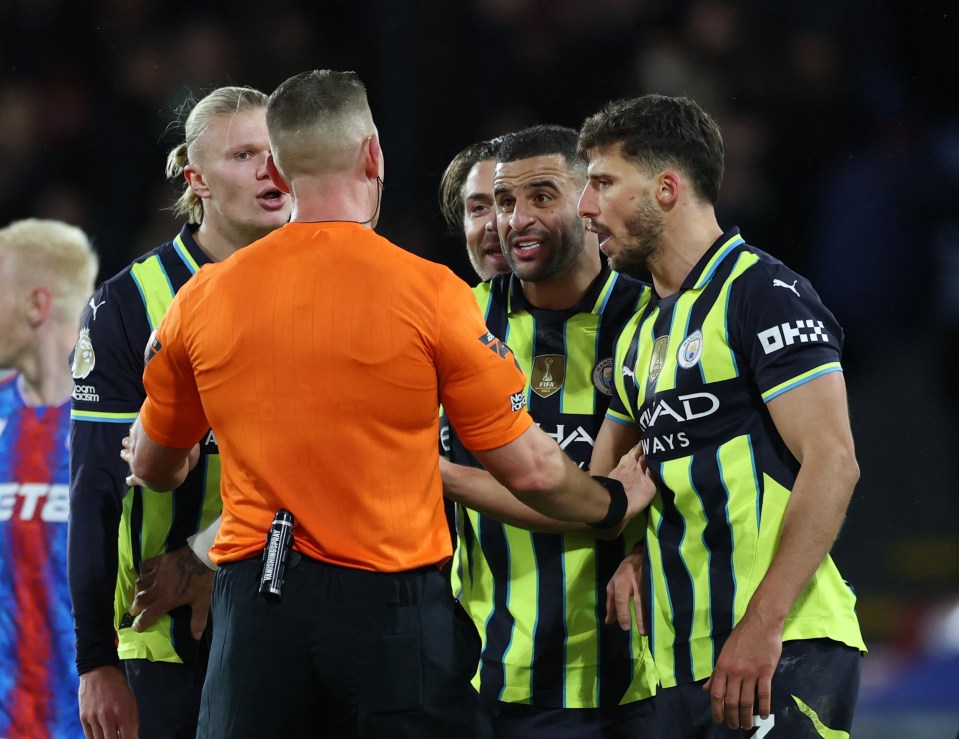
top-left (259, 508), bottom-right (295, 601)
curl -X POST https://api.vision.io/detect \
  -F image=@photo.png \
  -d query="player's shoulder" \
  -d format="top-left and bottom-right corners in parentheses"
top-left (731, 243), bottom-right (817, 298)
top-left (94, 239), bottom-right (178, 299)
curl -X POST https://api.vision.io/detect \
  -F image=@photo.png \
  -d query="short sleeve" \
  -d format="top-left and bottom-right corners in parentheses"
top-left (434, 272), bottom-right (533, 451)
top-left (138, 286), bottom-right (209, 447)
top-left (732, 261), bottom-right (844, 403)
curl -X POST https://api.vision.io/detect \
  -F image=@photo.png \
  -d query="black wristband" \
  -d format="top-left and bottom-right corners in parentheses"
top-left (587, 475), bottom-right (628, 529)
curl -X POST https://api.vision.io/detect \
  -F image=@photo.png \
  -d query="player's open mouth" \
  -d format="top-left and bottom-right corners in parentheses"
top-left (586, 222), bottom-right (612, 252)
top-left (258, 189), bottom-right (287, 210)
top-left (510, 239), bottom-right (543, 258)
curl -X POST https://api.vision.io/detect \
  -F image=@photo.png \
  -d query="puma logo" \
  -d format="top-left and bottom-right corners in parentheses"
top-left (773, 279), bottom-right (800, 297)
top-left (89, 298), bottom-right (106, 320)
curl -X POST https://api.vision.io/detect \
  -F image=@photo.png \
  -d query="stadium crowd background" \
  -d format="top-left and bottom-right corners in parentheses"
top-left (2, 0), bottom-right (957, 733)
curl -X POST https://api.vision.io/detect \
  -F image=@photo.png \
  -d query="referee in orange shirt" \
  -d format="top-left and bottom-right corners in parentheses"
top-left (122, 69), bottom-right (656, 739)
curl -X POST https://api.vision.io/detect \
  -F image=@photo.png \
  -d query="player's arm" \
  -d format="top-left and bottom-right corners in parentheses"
top-left (121, 421), bottom-right (195, 492)
top-left (470, 423), bottom-right (653, 525)
top-left (441, 458), bottom-right (619, 536)
top-left (705, 371), bottom-right (859, 729)
top-left (589, 417), bottom-right (644, 477)
top-left (589, 417), bottom-right (652, 630)
top-left (441, 413), bottom-right (647, 535)
top-left (68, 283), bottom-right (143, 737)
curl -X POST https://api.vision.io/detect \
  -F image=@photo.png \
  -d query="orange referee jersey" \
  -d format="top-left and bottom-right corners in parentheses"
top-left (139, 221), bottom-right (532, 571)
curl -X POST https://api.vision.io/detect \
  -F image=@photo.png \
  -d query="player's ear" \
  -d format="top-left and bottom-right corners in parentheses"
top-left (266, 156), bottom-right (291, 194)
top-left (657, 171), bottom-right (680, 206)
top-left (27, 286), bottom-right (52, 326)
top-left (184, 164), bottom-right (211, 200)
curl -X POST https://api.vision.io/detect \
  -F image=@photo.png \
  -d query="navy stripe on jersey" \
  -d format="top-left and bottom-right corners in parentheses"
top-left (594, 536), bottom-right (634, 704)
top-left (477, 517), bottom-right (514, 700)
top-left (530, 532), bottom-right (565, 705)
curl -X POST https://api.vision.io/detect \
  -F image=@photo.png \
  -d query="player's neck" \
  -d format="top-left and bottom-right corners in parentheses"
top-left (520, 248), bottom-right (602, 311)
top-left (16, 328), bottom-right (74, 407)
top-left (650, 211), bottom-right (723, 297)
top-left (193, 220), bottom-right (269, 263)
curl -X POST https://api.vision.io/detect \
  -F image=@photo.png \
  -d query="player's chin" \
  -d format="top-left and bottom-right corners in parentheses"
top-left (483, 251), bottom-right (509, 276)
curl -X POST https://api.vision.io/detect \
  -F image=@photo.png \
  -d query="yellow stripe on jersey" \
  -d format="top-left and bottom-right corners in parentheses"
top-left (116, 487), bottom-right (181, 664)
top-left (562, 533), bottom-right (601, 704)
top-left (503, 309), bottom-right (535, 401)
top-left (129, 256), bottom-right (177, 331)
top-left (717, 435), bottom-right (762, 622)
top-left (499, 525), bottom-right (538, 703)
top-left (562, 312), bottom-right (600, 415)
top-left (701, 251), bottom-right (759, 383)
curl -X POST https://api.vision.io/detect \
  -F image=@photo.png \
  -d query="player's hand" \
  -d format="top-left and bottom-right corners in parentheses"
top-left (606, 443), bottom-right (656, 520)
top-left (78, 665), bottom-right (139, 739)
top-left (120, 438), bottom-right (200, 488)
top-left (703, 609), bottom-right (783, 729)
top-left (605, 547), bottom-right (646, 633)
top-left (130, 544), bottom-right (214, 640)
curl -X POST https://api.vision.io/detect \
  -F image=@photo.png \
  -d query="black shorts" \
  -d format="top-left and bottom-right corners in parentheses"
top-left (484, 695), bottom-right (657, 739)
top-left (124, 656), bottom-right (207, 739)
top-left (197, 556), bottom-right (492, 739)
top-left (654, 638), bottom-right (861, 738)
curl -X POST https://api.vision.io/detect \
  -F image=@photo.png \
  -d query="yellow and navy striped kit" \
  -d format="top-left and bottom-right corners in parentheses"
top-left (606, 228), bottom-right (865, 688)
top-left (69, 225), bottom-right (222, 671)
top-left (444, 265), bottom-right (659, 708)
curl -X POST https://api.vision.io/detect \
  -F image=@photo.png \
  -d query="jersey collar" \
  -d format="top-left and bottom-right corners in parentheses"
top-left (173, 224), bottom-right (215, 275)
top-left (679, 227), bottom-right (746, 292)
top-left (504, 261), bottom-right (617, 316)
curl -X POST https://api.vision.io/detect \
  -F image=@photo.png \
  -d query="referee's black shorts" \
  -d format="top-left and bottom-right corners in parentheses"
top-left (197, 555), bottom-right (492, 738)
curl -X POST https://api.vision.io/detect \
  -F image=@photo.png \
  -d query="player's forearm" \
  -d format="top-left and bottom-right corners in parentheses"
top-left (441, 459), bottom-right (590, 533)
top-left (744, 447), bottom-right (859, 626)
top-left (477, 437), bottom-right (611, 523)
top-left (125, 418), bottom-right (192, 492)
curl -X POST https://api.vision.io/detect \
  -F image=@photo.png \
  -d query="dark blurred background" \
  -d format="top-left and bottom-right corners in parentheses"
top-left (2, 0), bottom-right (957, 731)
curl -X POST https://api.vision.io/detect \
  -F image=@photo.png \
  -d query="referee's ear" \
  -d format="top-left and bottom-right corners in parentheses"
top-left (267, 155), bottom-right (291, 194)
top-left (364, 133), bottom-right (383, 182)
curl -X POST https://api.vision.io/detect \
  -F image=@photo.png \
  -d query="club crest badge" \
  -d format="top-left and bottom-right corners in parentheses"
top-left (677, 329), bottom-right (704, 369)
top-left (648, 336), bottom-right (669, 383)
top-left (531, 354), bottom-right (565, 398)
top-left (592, 357), bottom-right (614, 396)
top-left (71, 328), bottom-right (95, 380)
